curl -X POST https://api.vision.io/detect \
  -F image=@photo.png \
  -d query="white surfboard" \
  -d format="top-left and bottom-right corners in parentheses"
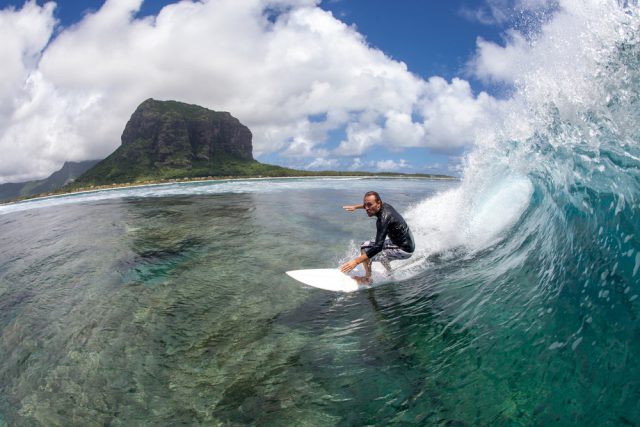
top-left (286, 268), bottom-right (365, 293)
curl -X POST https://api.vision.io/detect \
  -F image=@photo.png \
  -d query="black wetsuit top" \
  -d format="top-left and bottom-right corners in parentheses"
top-left (365, 203), bottom-right (415, 259)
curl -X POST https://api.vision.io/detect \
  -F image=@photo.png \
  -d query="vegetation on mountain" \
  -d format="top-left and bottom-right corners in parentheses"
top-left (70, 99), bottom-right (258, 187)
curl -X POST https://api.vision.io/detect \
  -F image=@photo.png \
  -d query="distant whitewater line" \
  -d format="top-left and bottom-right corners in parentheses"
top-left (0, 176), bottom-right (458, 216)
top-left (1, 172), bottom-right (455, 206)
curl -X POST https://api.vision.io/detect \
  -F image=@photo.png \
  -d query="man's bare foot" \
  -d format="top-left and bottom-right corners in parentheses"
top-left (353, 276), bottom-right (372, 285)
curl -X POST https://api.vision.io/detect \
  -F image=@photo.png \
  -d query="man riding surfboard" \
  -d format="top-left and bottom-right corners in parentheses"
top-left (340, 191), bottom-right (415, 284)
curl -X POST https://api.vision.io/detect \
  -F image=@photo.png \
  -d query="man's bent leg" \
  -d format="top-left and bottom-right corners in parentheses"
top-left (350, 249), bottom-right (373, 285)
top-left (361, 249), bottom-right (372, 279)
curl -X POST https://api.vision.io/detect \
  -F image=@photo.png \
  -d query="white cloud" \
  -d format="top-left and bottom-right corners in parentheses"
top-left (460, 0), bottom-right (558, 25)
top-left (0, 0), bottom-right (504, 183)
top-left (348, 157), bottom-right (364, 170)
top-left (375, 158), bottom-right (411, 172)
top-left (305, 157), bottom-right (339, 170)
top-left (0, 1), bottom-right (55, 104)
top-left (334, 111), bottom-right (384, 156)
top-left (333, 76), bottom-right (505, 156)
top-left (460, 0), bottom-right (512, 25)
top-left (417, 77), bottom-right (503, 150)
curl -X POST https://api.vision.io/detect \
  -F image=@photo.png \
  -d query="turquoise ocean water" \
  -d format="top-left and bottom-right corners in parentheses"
top-left (2, 2), bottom-right (640, 425)
top-left (0, 178), bottom-right (466, 425)
top-left (0, 170), bottom-right (637, 425)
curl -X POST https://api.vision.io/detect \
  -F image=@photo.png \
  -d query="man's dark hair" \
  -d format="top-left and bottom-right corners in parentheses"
top-left (364, 191), bottom-right (381, 203)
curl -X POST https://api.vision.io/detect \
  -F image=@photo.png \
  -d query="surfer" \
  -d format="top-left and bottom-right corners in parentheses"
top-left (340, 191), bottom-right (415, 284)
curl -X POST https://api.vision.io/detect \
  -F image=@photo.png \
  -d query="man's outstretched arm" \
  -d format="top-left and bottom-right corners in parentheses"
top-left (342, 204), bottom-right (364, 212)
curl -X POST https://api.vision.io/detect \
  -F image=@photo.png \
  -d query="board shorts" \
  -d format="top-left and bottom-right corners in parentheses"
top-left (360, 238), bottom-right (413, 262)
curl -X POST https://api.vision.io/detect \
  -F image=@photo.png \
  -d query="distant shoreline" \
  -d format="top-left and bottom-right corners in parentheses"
top-left (0, 174), bottom-right (458, 206)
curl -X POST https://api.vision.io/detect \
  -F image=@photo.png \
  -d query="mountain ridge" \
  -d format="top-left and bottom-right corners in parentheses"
top-left (0, 160), bottom-right (101, 202)
top-left (72, 99), bottom-right (270, 186)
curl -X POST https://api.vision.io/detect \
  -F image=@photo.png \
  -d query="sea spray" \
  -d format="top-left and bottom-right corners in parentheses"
top-left (403, 1), bottom-right (638, 268)
top-left (396, 1), bottom-right (640, 423)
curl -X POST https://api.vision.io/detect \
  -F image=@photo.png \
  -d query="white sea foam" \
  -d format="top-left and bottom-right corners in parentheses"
top-left (405, 175), bottom-right (533, 256)
top-left (0, 178), bottom-right (303, 215)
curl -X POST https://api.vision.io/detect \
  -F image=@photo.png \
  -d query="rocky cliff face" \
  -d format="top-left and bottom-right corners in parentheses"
top-left (121, 98), bottom-right (253, 167)
top-left (75, 99), bottom-right (256, 185)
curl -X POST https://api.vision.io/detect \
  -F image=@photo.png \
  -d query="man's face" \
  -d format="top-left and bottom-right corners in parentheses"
top-left (363, 195), bottom-right (381, 217)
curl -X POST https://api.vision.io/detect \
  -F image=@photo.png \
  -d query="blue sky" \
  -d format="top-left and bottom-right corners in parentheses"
top-left (0, 0), bottom-right (522, 182)
top-left (323, 1), bottom-right (504, 81)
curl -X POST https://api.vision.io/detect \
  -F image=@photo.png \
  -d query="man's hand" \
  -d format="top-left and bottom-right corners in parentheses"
top-left (340, 259), bottom-right (359, 273)
top-left (340, 252), bottom-right (368, 273)
top-left (342, 204), bottom-right (363, 212)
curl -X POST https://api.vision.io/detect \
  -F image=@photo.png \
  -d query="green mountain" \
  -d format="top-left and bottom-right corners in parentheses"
top-left (34, 99), bottom-right (453, 196)
top-left (0, 160), bottom-right (101, 202)
top-left (71, 99), bottom-right (295, 187)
